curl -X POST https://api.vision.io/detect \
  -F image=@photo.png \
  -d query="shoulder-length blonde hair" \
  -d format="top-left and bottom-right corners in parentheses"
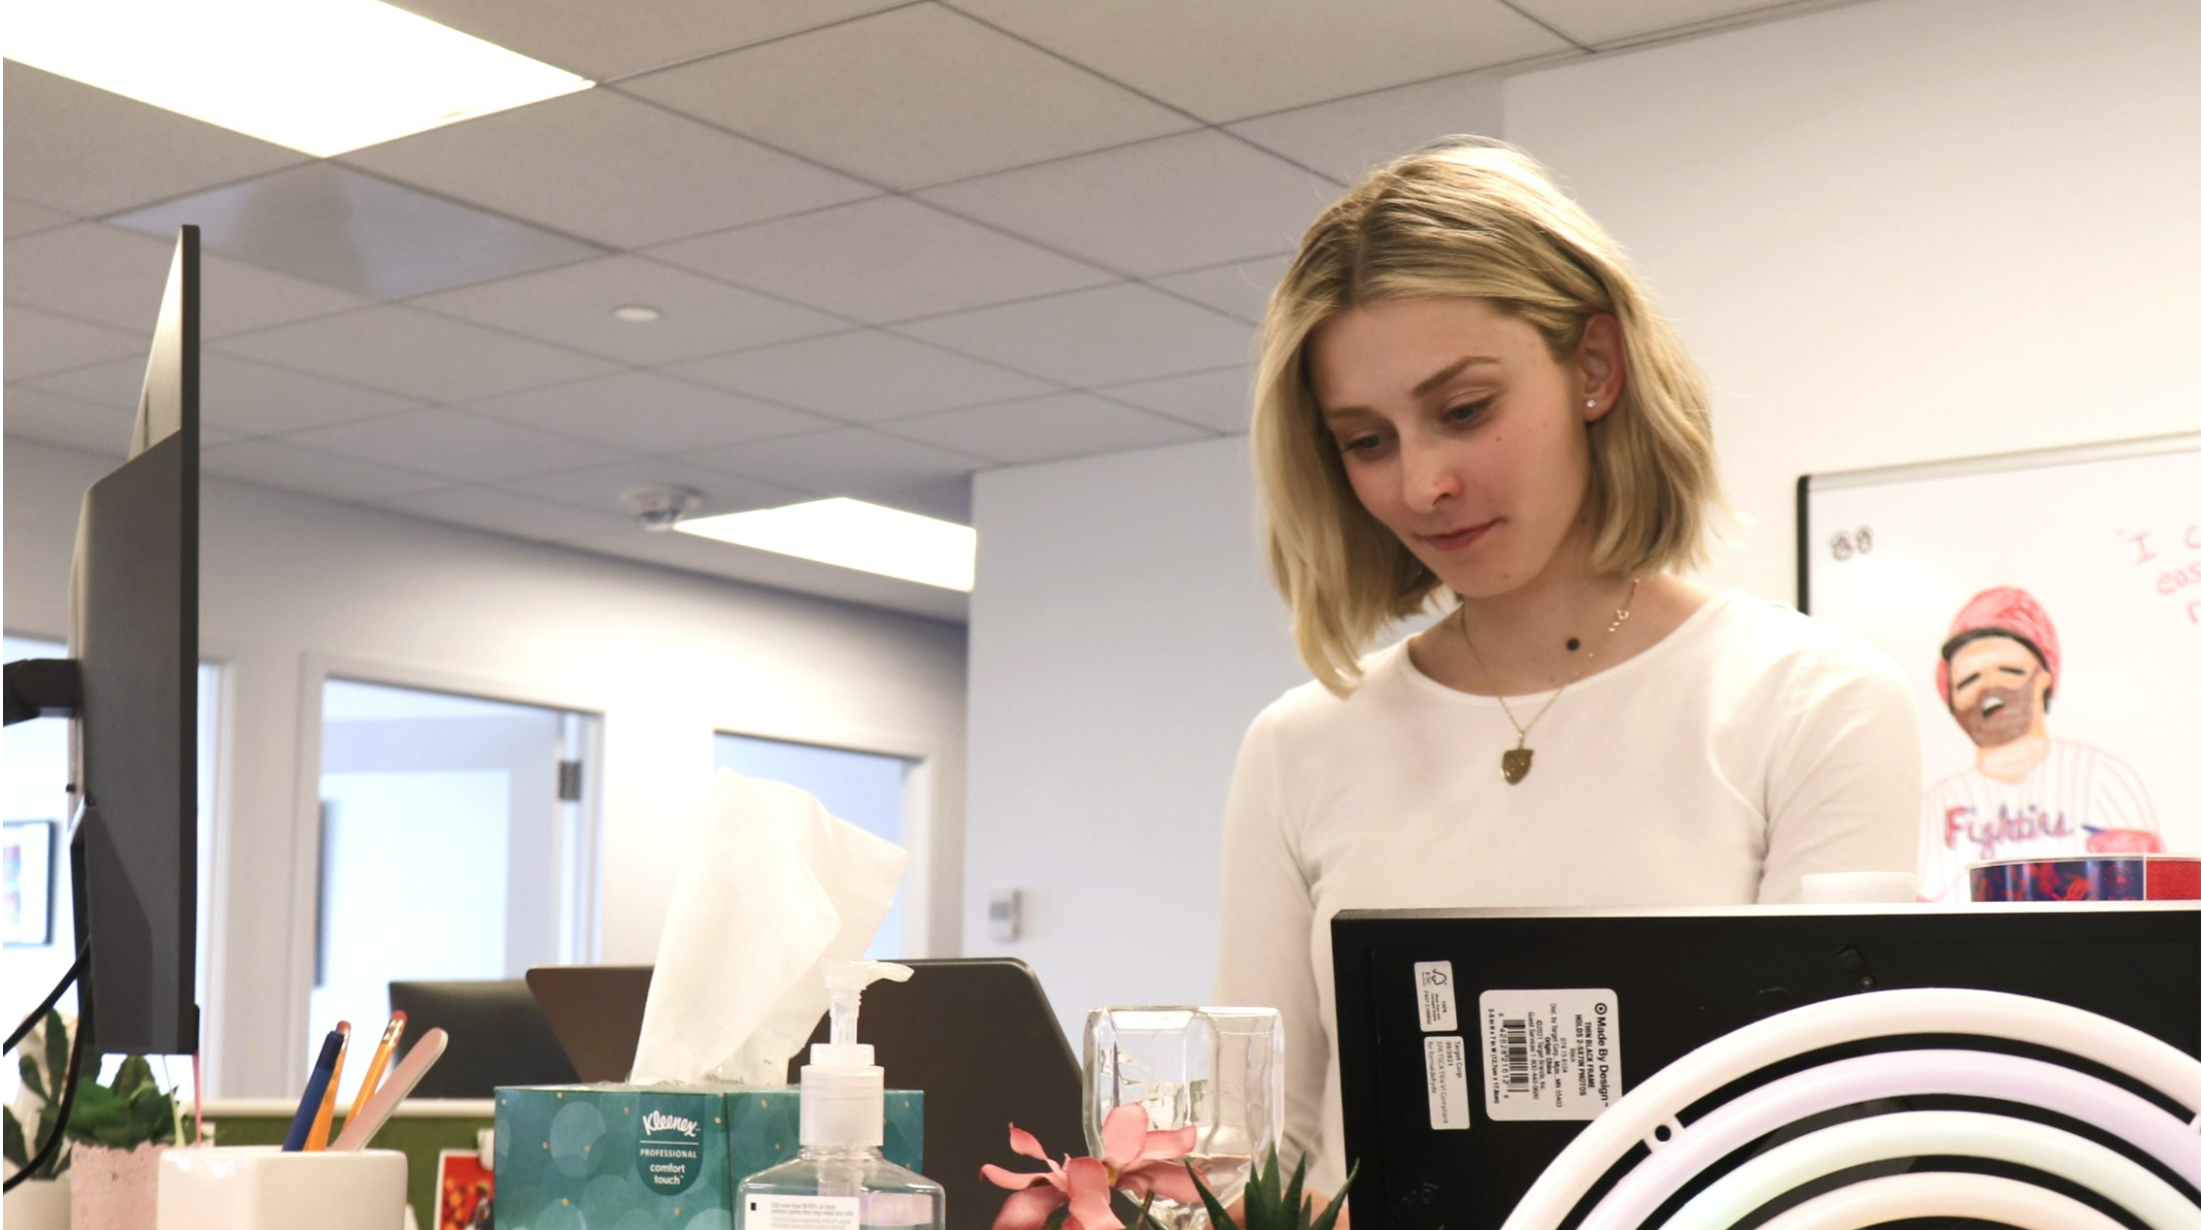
top-left (1254, 138), bottom-right (1721, 696)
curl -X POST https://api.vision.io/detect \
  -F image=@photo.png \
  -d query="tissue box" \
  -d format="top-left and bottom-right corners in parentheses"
top-left (494, 1084), bottom-right (924, 1229)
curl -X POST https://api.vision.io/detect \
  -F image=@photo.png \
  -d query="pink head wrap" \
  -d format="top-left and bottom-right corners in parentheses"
top-left (1936, 586), bottom-right (2060, 705)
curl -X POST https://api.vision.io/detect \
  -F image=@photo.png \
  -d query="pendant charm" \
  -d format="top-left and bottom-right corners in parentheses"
top-left (1501, 746), bottom-right (1534, 784)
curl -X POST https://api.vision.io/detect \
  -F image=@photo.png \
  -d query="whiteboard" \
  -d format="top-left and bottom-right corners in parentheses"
top-left (1801, 432), bottom-right (2201, 889)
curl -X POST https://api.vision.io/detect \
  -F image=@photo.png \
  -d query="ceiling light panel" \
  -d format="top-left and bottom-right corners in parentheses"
top-left (9, 0), bottom-right (593, 158)
top-left (677, 498), bottom-right (977, 592)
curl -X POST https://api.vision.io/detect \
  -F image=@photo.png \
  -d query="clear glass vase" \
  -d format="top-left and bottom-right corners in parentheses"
top-left (1083, 1006), bottom-right (1284, 1230)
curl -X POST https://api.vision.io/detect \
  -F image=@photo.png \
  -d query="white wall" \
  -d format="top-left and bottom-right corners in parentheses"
top-left (2, 438), bottom-right (967, 1096)
top-left (964, 0), bottom-right (2201, 1033)
top-left (964, 437), bottom-right (1304, 1034)
top-left (1505, 0), bottom-right (2201, 599)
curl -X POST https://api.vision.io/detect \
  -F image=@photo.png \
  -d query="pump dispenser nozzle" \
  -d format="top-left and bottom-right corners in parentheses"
top-left (800, 960), bottom-right (912, 1148)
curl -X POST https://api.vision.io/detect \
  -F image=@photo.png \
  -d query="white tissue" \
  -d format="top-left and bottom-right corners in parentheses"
top-left (628, 768), bottom-right (910, 1086)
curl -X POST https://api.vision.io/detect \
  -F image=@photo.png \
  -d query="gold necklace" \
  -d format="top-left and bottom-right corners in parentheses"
top-left (1459, 578), bottom-right (1639, 785)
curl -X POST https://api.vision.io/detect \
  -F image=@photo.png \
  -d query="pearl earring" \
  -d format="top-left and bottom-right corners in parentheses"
top-left (1586, 398), bottom-right (1597, 410)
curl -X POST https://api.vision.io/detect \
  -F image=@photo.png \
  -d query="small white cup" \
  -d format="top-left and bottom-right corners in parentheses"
top-left (157, 1146), bottom-right (406, 1230)
top-left (1799, 871), bottom-right (1918, 905)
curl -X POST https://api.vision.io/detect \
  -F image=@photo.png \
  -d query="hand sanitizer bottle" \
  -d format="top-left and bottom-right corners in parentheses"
top-left (738, 960), bottom-right (945, 1230)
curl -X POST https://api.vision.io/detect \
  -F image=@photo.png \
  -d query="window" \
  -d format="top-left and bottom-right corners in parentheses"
top-left (309, 679), bottom-right (597, 1097)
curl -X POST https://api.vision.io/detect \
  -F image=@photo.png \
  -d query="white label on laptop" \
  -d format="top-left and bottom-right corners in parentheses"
top-left (1477, 989), bottom-right (1621, 1121)
top-left (1414, 961), bottom-right (1458, 1031)
top-left (746, 1195), bottom-right (860, 1230)
top-left (1423, 1035), bottom-right (1471, 1130)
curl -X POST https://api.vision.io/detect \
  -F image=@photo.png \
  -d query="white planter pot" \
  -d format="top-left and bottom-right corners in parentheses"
top-left (3, 1176), bottom-right (74, 1230)
top-left (70, 1144), bottom-right (164, 1230)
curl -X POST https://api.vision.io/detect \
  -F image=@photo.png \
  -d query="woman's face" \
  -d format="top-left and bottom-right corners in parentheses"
top-left (1306, 296), bottom-right (1617, 600)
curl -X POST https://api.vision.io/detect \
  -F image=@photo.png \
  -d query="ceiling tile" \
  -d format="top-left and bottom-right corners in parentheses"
top-left (108, 164), bottom-right (607, 301)
top-left (372, 486), bottom-right (638, 543)
top-left (2, 62), bottom-right (305, 217)
top-left (894, 283), bottom-right (1251, 386)
top-left (341, 89), bottom-right (875, 249)
top-left (32, 352), bottom-right (424, 436)
top-left (7, 222), bottom-right (369, 339)
top-left (1096, 366), bottom-right (1255, 433)
top-left (881, 391), bottom-right (1209, 464)
top-left (462, 371), bottom-right (831, 452)
top-left (942, 0), bottom-right (1566, 122)
top-left (4, 305), bottom-right (145, 381)
top-left (4, 385), bottom-right (140, 457)
top-left (648, 197), bottom-right (1117, 325)
top-left (280, 409), bottom-right (632, 482)
top-left (5, 198), bottom-right (74, 239)
top-left (620, 4), bottom-right (1194, 189)
top-left (1510, 0), bottom-right (1825, 46)
top-left (214, 305), bottom-right (621, 403)
top-left (1227, 71), bottom-right (1506, 182)
top-left (382, 0), bottom-right (908, 81)
top-left (412, 255), bottom-right (846, 365)
top-left (1150, 254), bottom-right (1293, 324)
top-left (918, 130), bottom-right (1339, 277)
top-left (501, 457), bottom-right (809, 518)
top-left (690, 428), bottom-right (987, 497)
top-left (669, 330), bottom-right (1056, 420)
top-left (866, 474), bottom-right (974, 524)
top-left (561, 526), bottom-right (969, 620)
top-left (199, 440), bottom-right (451, 502)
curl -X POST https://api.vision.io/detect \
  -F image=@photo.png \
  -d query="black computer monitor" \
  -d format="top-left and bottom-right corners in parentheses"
top-left (1330, 903), bottom-right (2201, 1230)
top-left (2, 226), bottom-right (200, 1056)
top-left (388, 980), bottom-right (579, 1098)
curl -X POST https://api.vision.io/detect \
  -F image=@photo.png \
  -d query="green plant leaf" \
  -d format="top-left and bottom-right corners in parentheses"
top-left (5, 1108), bottom-right (29, 1171)
top-left (112, 1056), bottom-right (155, 1100)
top-left (1305, 1161), bottom-right (1360, 1230)
top-left (20, 1053), bottom-right (47, 1102)
top-left (1186, 1161), bottom-right (1239, 1230)
top-left (1280, 1151), bottom-right (1305, 1227)
top-left (44, 1010), bottom-right (69, 1098)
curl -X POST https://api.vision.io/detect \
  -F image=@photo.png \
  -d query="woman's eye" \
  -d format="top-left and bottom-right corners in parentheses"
top-left (1337, 433), bottom-right (1386, 456)
top-left (1442, 399), bottom-right (1492, 424)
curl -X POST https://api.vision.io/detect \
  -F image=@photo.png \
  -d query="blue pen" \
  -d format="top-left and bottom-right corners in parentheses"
top-left (283, 1027), bottom-right (347, 1151)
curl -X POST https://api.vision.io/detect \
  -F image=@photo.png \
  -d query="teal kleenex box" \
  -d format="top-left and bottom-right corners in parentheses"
top-left (495, 1085), bottom-right (923, 1229)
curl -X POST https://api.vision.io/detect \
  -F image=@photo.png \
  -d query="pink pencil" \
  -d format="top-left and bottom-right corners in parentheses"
top-left (330, 1027), bottom-right (448, 1151)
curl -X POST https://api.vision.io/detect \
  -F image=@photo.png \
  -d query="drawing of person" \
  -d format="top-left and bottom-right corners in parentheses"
top-left (1917, 586), bottom-right (2163, 900)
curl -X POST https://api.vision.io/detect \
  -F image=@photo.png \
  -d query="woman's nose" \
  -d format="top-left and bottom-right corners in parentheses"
top-left (1401, 440), bottom-right (1460, 510)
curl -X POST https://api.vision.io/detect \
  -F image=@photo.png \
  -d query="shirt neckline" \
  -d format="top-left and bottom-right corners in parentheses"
top-left (1388, 588), bottom-right (1744, 706)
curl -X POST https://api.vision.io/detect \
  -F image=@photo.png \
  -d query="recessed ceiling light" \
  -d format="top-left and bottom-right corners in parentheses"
top-left (675, 498), bottom-right (977, 592)
top-left (611, 304), bottom-right (663, 323)
top-left (9, 0), bottom-right (593, 158)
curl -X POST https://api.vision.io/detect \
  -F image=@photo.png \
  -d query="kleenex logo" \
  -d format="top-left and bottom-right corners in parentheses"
top-left (642, 1110), bottom-right (699, 1139)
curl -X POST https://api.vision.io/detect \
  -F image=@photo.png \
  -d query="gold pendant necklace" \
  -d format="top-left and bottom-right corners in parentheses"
top-left (1461, 578), bottom-right (1639, 785)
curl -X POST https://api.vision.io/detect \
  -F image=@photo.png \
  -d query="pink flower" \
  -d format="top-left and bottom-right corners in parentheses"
top-left (981, 1105), bottom-right (1201, 1230)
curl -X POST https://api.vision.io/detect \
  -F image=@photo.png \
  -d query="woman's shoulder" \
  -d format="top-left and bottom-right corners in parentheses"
top-left (1247, 640), bottom-right (1421, 739)
top-left (1685, 589), bottom-right (1910, 695)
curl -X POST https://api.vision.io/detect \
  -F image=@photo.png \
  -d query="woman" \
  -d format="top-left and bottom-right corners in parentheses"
top-left (1214, 139), bottom-right (1919, 1195)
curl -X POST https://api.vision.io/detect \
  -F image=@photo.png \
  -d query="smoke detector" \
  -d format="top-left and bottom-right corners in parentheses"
top-left (619, 485), bottom-right (703, 532)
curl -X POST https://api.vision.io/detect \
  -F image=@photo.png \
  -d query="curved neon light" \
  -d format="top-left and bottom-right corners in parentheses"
top-left (1580, 1049), bottom-right (2201, 1229)
top-left (1754, 1170), bottom-right (2126, 1230)
top-left (1666, 1110), bottom-right (2201, 1230)
top-left (1499, 988), bottom-right (2201, 1230)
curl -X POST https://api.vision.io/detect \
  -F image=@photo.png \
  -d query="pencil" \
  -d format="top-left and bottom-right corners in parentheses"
top-left (304, 1021), bottom-right (351, 1150)
top-left (346, 1011), bottom-right (408, 1124)
top-left (283, 1026), bottom-right (347, 1152)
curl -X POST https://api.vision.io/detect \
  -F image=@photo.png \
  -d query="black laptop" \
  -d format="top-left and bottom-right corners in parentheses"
top-left (1330, 902), bottom-right (2201, 1230)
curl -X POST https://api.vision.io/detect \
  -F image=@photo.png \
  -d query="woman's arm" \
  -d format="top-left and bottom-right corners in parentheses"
top-left (1214, 709), bottom-right (1329, 1176)
top-left (1757, 641), bottom-right (1924, 903)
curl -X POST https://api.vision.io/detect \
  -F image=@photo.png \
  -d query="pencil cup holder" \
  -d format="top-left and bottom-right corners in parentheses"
top-left (157, 1146), bottom-right (406, 1230)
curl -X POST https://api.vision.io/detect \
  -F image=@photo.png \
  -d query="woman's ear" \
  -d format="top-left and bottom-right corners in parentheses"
top-left (1578, 313), bottom-right (1625, 423)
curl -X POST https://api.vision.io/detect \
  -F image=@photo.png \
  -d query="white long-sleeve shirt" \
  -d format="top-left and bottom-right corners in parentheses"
top-left (1213, 591), bottom-right (1920, 1191)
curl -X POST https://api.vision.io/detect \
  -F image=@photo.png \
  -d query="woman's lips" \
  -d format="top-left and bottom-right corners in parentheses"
top-left (1421, 519), bottom-right (1498, 552)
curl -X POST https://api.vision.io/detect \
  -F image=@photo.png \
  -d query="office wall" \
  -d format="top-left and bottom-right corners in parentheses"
top-left (2, 438), bottom-right (967, 1096)
top-left (964, 0), bottom-right (2201, 1032)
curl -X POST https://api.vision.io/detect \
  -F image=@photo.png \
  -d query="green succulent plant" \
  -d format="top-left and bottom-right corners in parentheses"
top-left (4, 1009), bottom-right (77, 1180)
top-left (1187, 1149), bottom-right (1358, 1230)
top-left (65, 1054), bottom-right (181, 1151)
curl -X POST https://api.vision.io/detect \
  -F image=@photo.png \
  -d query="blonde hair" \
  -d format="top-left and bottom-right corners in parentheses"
top-left (1253, 138), bottom-right (1721, 695)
